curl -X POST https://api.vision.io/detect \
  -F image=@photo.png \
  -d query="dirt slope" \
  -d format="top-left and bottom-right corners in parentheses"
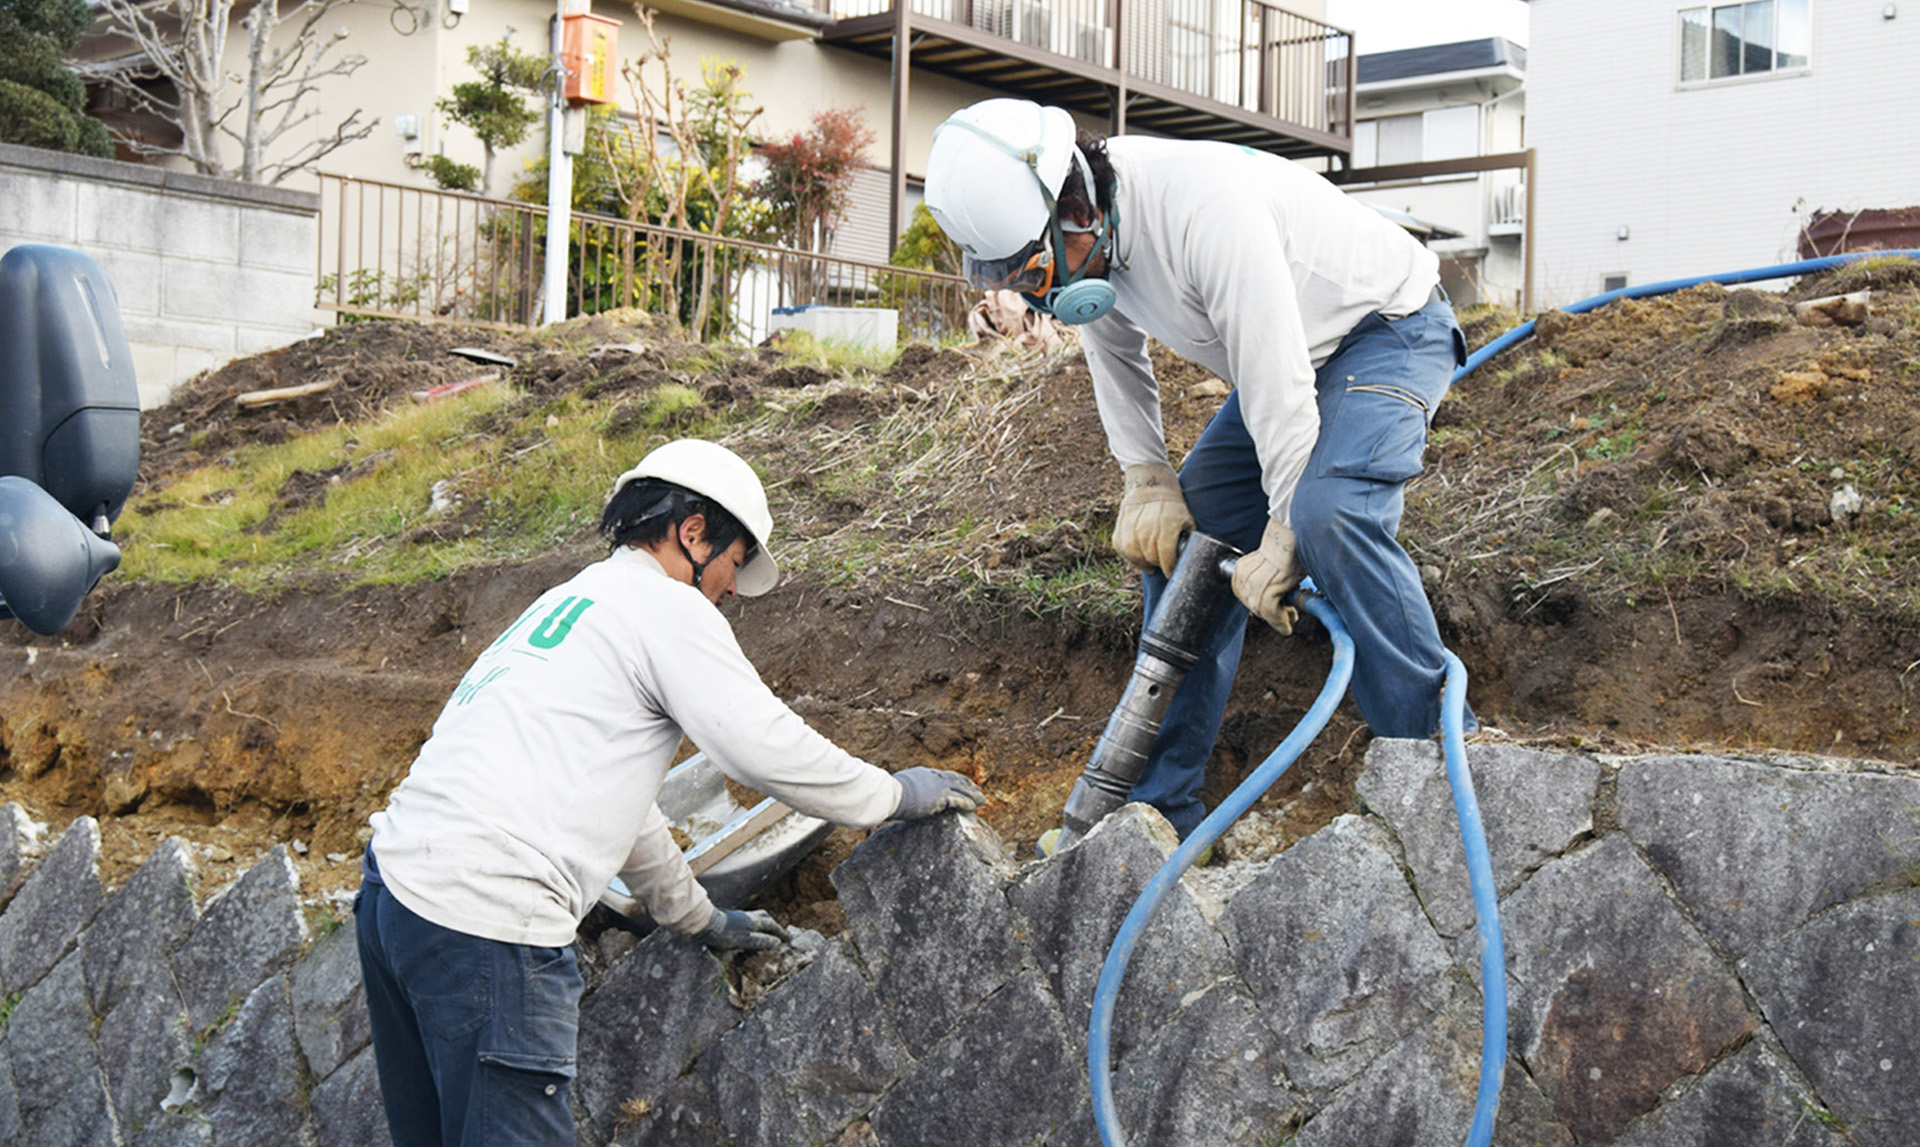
top-left (5, 262), bottom-right (1919, 921)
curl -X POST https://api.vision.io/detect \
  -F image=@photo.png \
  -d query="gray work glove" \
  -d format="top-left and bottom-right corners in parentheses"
top-left (892, 767), bottom-right (986, 820)
top-left (1113, 463), bottom-right (1194, 577)
top-left (694, 907), bottom-right (789, 952)
top-left (1232, 518), bottom-right (1303, 635)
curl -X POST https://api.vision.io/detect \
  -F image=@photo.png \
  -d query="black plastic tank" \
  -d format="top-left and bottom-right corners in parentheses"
top-left (0, 244), bottom-right (140, 534)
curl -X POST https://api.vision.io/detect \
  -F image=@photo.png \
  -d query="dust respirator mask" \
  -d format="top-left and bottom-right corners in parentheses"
top-left (948, 124), bottom-right (1119, 325)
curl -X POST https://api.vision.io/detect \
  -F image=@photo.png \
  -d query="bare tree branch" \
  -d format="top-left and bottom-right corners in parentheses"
top-left (88, 0), bottom-right (373, 183)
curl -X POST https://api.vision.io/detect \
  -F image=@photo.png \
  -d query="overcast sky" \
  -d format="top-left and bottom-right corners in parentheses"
top-left (1324, 0), bottom-right (1531, 54)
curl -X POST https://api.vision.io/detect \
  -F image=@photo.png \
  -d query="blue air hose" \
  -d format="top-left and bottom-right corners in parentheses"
top-left (1089, 247), bottom-right (1920, 1147)
top-left (1087, 582), bottom-right (1353, 1147)
top-left (1086, 594), bottom-right (1504, 1147)
top-left (1458, 249), bottom-right (1920, 381)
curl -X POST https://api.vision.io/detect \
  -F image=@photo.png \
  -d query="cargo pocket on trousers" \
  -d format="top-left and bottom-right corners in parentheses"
top-left (478, 1049), bottom-right (578, 1136)
top-left (1319, 383), bottom-right (1434, 484)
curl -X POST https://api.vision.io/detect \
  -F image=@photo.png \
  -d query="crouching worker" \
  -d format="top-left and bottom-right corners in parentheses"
top-left (355, 437), bottom-right (985, 1147)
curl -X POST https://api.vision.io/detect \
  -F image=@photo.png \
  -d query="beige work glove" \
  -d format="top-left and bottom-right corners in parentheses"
top-left (1113, 463), bottom-right (1195, 577)
top-left (1232, 519), bottom-right (1304, 635)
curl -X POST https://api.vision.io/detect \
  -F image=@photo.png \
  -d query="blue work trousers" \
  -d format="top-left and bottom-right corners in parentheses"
top-left (355, 879), bottom-right (584, 1147)
top-left (1129, 295), bottom-right (1473, 838)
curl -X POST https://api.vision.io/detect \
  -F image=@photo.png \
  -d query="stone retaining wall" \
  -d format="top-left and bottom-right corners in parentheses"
top-left (0, 739), bottom-right (1914, 1146)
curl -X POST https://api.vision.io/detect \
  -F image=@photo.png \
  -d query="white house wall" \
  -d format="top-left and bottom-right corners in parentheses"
top-left (1528, 0), bottom-right (1920, 307)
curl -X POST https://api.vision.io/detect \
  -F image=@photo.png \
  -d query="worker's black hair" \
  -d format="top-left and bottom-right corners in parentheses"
top-left (600, 478), bottom-right (754, 559)
top-left (1056, 130), bottom-right (1115, 225)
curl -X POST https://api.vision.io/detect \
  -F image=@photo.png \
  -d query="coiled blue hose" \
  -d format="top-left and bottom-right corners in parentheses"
top-left (1089, 247), bottom-right (1920, 1147)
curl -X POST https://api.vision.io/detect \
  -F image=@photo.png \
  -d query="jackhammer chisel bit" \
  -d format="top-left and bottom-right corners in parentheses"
top-left (1053, 531), bottom-right (1241, 851)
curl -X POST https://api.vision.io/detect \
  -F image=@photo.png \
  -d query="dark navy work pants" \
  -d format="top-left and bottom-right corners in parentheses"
top-left (356, 880), bottom-right (583, 1146)
top-left (1129, 294), bottom-right (1474, 838)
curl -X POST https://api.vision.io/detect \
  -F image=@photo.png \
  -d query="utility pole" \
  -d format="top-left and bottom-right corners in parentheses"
top-left (542, 0), bottom-right (576, 326)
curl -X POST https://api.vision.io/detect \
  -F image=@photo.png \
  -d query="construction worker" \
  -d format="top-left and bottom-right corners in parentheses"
top-left (924, 98), bottom-right (1474, 843)
top-left (354, 437), bottom-right (984, 1146)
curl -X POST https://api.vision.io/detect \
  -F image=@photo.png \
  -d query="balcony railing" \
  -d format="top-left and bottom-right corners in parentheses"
top-left (316, 174), bottom-right (973, 341)
top-left (825, 0), bottom-right (1353, 143)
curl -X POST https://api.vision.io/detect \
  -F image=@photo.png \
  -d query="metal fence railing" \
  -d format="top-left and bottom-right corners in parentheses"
top-left (316, 174), bottom-right (974, 343)
top-left (826, 0), bottom-right (1352, 140)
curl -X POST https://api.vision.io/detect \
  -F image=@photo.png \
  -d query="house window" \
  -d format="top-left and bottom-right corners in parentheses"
top-left (1681, 0), bottom-right (1810, 83)
top-left (1352, 106), bottom-right (1479, 168)
top-left (1602, 274), bottom-right (1629, 293)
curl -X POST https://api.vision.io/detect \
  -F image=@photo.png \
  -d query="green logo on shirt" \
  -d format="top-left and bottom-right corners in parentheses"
top-left (529, 596), bottom-right (594, 649)
top-left (453, 595), bottom-right (597, 705)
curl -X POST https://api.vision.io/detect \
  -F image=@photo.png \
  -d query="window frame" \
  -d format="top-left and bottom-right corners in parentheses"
top-left (1678, 0), bottom-right (1812, 87)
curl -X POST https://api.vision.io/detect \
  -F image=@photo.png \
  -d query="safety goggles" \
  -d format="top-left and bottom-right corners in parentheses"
top-left (962, 237), bottom-right (1053, 294)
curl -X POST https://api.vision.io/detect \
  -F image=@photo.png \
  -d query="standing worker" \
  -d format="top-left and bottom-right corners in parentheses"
top-left (354, 438), bottom-right (984, 1146)
top-left (924, 98), bottom-right (1475, 843)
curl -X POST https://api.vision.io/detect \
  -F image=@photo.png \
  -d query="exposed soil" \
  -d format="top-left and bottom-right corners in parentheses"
top-left (6, 264), bottom-right (1920, 929)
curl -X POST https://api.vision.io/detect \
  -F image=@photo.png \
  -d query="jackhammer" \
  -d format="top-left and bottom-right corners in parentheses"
top-left (1051, 530), bottom-right (1241, 852)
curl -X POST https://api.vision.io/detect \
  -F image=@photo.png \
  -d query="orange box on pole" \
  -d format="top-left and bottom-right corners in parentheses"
top-left (562, 13), bottom-right (620, 105)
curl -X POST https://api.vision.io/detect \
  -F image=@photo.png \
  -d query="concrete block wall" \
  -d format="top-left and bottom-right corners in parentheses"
top-left (0, 143), bottom-right (322, 409)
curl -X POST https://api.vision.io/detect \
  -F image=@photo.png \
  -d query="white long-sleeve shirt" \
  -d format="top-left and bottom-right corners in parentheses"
top-left (369, 546), bottom-right (903, 947)
top-left (1081, 136), bottom-right (1440, 524)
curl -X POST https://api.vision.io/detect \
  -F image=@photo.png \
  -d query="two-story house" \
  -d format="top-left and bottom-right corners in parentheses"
top-left (86, 0), bottom-right (1360, 264)
top-left (1526, 0), bottom-right (1919, 306)
top-left (1336, 37), bottom-right (1528, 308)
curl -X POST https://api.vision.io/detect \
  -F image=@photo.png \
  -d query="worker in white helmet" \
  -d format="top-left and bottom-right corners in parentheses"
top-left (355, 437), bottom-right (984, 1146)
top-left (924, 98), bottom-right (1476, 844)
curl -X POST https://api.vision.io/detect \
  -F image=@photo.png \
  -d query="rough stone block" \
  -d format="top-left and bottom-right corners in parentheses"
top-left (832, 813), bottom-right (1026, 1056)
top-left (84, 836), bottom-right (198, 1016)
top-left (130, 1110), bottom-right (215, 1145)
top-left (0, 802), bottom-right (36, 885)
top-left (0, 1034), bottom-right (22, 1142)
top-left (172, 846), bottom-right (307, 1029)
top-left (1610, 1037), bottom-right (1848, 1147)
top-left (96, 951), bottom-right (193, 1141)
top-left (291, 913), bottom-right (370, 1082)
top-left (1358, 739), bottom-right (1600, 937)
top-left (607, 1071), bottom-right (725, 1147)
top-left (8, 953), bottom-right (116, 1146)
top-left (869, 972), bottom-right (1083, 1147)
top-left (199, 974), bottom-right (312, 1145)
top-left (1292, 985), bottom-right (1507, 1147)
top-left (1617, 755), bottom-right (1920, 956)
top-left (0, 816), bottom-right (103, 994)
top-left (1503, 835), bottom-right (1752, 1143)
top-left (1054, 982), bottom-right (1299, 1147)
top-left (1008, 803), bottom-right (1235, 1059)
top-left (703, 939), bottom-right (910, 1147)
top-left (1738, 886), bottom-right (1920, 1147)
top-left (310, 1044), bottom-right (394, 1147)
top-left (1489, 1059), bottom-right (1578, 1147)
top-left (576, 928), bottom-right (743, 1140)
top-left (1224, 815), bottom-right (1454, 1098)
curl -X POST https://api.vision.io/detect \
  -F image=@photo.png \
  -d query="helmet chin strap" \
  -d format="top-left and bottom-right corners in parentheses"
top-left (676, 518), bottom-right (718, 591)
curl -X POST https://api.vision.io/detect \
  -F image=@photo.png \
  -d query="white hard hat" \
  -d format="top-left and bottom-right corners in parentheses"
top-left (924, 99), bottom-right (1079, 261)
top-left (610, 439), bottom-right (780, 596)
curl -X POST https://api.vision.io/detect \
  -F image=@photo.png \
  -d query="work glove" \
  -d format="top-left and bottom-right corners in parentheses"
top-left (1232, 518), bottom-right (1304, 635)
top-left (694, 906), bottom-right (789, 952)
top-left (892, 767), bottom-right (986, 820)
top-left (1113, 463), bottom-right (1194, 577)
